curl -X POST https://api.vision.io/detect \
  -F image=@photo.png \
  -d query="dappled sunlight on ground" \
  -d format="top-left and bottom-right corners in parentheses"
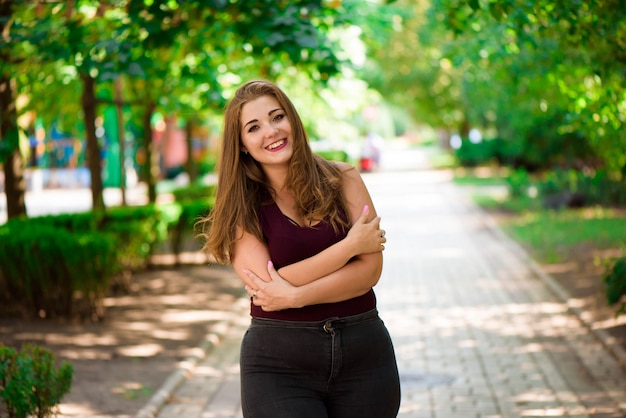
top-left (12, 331), bottom-right (119, 346)
top-left (0, 264), bottom-right (244, 417)
top-left (116, 343), bottom-right (163, 357)
top-left (59, 402), bottom-right (133, 418)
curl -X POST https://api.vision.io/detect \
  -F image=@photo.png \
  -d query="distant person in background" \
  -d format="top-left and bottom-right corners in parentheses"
top-left (201, 79), bottom-right (400, 417)
top-left (359, 131), bottom-right (384, 172)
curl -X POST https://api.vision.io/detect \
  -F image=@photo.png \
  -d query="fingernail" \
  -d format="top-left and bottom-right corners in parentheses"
top-left (364, 205), bottom-right (368, 211)
top-left (242, 269), bottom-right (249, 274)
top-left (268, 260), bottom-right (273, 268)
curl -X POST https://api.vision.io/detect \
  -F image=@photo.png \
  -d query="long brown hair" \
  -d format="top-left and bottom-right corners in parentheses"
top-left (199, 79), bottom-right (348, 264)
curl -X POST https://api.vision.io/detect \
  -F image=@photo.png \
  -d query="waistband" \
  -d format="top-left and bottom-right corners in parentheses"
top-left (250, 308), bottom-right (379, 331)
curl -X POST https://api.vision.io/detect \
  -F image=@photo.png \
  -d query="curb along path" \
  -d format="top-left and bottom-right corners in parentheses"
top-left (135, 297), bottom-right (248, 418)
top-left (141, 168), bottom-right (626, 418)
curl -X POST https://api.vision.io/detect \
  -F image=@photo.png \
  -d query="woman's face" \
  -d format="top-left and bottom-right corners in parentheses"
top-left (240, 95), bottom-right (293, 167)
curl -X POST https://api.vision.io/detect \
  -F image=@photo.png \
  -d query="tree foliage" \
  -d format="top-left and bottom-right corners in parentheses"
top-left (363, 0), bottom-right (626, 176)
top-left (437, 0), bottom-right (626, 172)
top-left (1, 0), bottom-right (354, 218)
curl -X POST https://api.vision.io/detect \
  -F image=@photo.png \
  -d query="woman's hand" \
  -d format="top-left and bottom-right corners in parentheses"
top-left (345, 205), bottom-right (387, 255)
top-left (242, 261), bottom-right (303, 311)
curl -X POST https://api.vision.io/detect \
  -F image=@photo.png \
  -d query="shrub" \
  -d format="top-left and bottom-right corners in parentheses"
top-left (99, 205), bottom-right (168, 272)
top-left (171, 183), bottom-right (217, 202)
top-left (0, 204), bottom-right (169, 319)
top-left (491, 137), bottom-right (524, 167)
top-left (163, 184), bottom-right (215, 262)
top-left (8, 212), bottom-right (97, 232)
top-left (453, 139), bottom-right (495, 167)
top-left (0, 343), bottom-right (73, 418)
top-left (536, 169), bottom-right (625, 209)
top-left (197, 156), bottom-right (218, 176)
top-left (0, 224), bottom-right (118, 319)
top-left (315, 149), bottom-right (350, 163)
top-left (161, 200), bottom-right (213, 262)
top-left (604, 257), bottom-right (626, 317)
top-left (505, 169), bottom-right (531, 198)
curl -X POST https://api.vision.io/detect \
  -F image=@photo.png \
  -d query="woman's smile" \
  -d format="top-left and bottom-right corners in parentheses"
top-left (267, 139), bottom-right (286, 151)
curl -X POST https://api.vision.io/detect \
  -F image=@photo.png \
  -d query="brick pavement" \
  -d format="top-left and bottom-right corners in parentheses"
top-left (138, 168), bottom-right (626, 418)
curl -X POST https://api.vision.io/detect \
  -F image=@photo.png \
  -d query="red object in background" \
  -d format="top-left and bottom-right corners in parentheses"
top-left (359, 157), bottom-right (374, 172)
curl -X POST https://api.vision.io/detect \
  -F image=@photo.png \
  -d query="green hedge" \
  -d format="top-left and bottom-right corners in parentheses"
top-left (100, 205), bottom-right (169, 272)
top-left (537, 169), bottom-right (626, 208)
top-left (171, 184), bottom-right (216, 202)
top-left (454, 139), bottom-right (496, 167)
top-left (0, 205), bottom-right (171, 319)
top-left (315, 149), bottom-right (350, 163)
top-left (164, 185), bottom-right (215, 261)
top-left (0, 199), bottom-right (215, 319)
top-left (604, 258), bottom-right (626, 316)
top-left (0, 223), bottom-right (118, 319)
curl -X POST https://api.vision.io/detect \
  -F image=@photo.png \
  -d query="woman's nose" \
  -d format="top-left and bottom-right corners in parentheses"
top-left (263, 124), bottom-right (278, 138)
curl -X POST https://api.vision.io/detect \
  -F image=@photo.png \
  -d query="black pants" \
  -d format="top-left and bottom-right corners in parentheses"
top-left (240, 309), bottom-right (401, 418)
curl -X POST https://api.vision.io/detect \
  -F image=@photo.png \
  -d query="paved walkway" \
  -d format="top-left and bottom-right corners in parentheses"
top-left (137, 166), bottom-right (626, 418)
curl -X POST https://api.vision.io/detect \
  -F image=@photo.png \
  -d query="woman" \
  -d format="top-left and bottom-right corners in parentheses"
top-left (201, 79), bottom-right (400, 417)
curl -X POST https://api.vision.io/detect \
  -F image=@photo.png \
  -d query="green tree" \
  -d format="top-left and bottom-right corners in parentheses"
top-left (119, 0), bottom-right (346, 201)
top-left (2, 0), bottom-right (351, 215)
top-left (430, 0), bottom-right (626, 173)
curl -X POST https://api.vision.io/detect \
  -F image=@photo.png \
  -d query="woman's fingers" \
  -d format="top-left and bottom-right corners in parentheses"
top-left (267, 260), bottom-right (284, 281)
top-left (242, 269), bottom-right (265, 298)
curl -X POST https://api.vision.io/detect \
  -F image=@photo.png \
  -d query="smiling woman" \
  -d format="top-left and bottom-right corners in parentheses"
top-left (198, 79), bottom-right (400, 418)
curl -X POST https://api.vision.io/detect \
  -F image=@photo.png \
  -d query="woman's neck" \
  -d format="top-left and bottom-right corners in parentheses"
top-left (264, 164), bottom-right (289, 194)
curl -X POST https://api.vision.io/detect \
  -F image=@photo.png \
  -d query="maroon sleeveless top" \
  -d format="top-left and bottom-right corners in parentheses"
top-left (251, 201), bottom-right (376, 321)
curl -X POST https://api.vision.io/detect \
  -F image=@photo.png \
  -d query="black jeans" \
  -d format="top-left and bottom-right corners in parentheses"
top-left (240, 309), bottom-right (401, 418)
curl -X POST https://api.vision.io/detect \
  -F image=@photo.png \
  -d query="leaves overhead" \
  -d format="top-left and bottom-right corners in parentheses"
top-left (363, 0), bottom-right (626, 173)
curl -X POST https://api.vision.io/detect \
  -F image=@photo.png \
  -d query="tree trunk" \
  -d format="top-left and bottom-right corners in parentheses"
top-left (0, 75), bottom-right (27, 220)
top-left (115, 77), bottom-right (126, 206)
top-left (143, 102), bottom-right (157, 203)
top-left (459, 116), bottom-right (470, 139)
top-left (184, 118), bottom-right (197, 183)
top-left (0, 0), bottom-right (26, 221)
top-left (81, 73), bottom-right (105, 211)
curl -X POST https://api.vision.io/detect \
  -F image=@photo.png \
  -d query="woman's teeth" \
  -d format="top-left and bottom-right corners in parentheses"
top-left (267, 140), bottom-right (284, 150)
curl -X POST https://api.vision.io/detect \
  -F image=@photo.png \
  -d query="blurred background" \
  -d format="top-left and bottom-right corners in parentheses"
top-left (1, 3), bottom-right (625, 416)
top-left (0, 0), bottom-right (625, 316)
top-left (1, 0), bottom-right (625, 215)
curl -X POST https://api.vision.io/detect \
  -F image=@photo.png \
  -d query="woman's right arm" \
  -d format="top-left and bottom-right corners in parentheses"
top-left (231, 227), bottom-right (273, 284)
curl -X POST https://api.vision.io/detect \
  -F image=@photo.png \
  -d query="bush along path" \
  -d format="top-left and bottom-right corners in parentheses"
top-left (0, 343), bottom-right (73, 418)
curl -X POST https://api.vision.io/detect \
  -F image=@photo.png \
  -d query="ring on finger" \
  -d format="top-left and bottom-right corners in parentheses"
top-left (252, 290), bottom-right (257, 298)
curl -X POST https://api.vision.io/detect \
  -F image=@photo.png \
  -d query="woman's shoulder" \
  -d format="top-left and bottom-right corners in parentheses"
top-left (333, 161), bottom-right (358, 176)
top-left (332, 161), bottom-right (368, 194)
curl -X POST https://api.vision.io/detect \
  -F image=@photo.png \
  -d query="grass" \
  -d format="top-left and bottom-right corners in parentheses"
top-left (452, 168), bottom-right (508, 187)
top-left (449, 162), bottom-right (626, 317)
top-left (502, 207), bottom-right (626, 264)
top-left (454, 169), bottom-right (626, 264)
top-left (473, 194), bottom-right (542, 214)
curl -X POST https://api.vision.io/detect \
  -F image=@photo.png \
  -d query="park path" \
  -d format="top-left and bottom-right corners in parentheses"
top-left (137, 147), bottom-right (626, 418)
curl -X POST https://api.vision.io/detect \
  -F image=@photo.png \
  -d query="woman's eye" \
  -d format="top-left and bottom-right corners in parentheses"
top-left (273, 114), bottom-right (284, 122)
top-left (248, 125), bottom-right (258, 133)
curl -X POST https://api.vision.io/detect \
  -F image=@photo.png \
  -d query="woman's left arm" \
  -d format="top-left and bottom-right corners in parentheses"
top-left (241, 164), bottom-right (385, 311)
